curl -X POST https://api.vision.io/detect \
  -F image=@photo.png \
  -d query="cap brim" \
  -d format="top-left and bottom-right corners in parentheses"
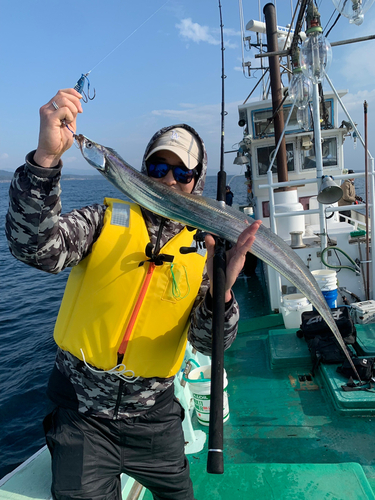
top-left (145, 145), bottom-right (198, 170)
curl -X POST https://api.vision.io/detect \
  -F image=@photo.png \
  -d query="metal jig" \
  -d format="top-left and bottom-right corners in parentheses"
top-left (74, 73), bottom-right (96, 103)
top-left (64, 73), bottom-right (96, 136)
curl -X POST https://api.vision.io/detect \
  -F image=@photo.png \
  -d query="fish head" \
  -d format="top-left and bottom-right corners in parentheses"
top-left (74, 134), bottom-right (106, 171)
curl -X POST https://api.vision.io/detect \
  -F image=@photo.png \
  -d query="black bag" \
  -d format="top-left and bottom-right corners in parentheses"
top-left (297, 307), bottom-right (357, 344)
top-left (337, 357), bottom-right (375, 381)
top-left (308, 336), bottom-right (347, 375)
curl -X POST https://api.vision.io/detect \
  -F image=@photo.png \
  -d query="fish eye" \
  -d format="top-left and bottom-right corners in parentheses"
top-left (86, 142), bottom-right (93, 149)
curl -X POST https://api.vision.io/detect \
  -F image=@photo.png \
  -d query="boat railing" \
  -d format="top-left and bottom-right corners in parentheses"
top-left (255, 75), bottom-right (375, 300)
top-left (259, 175), bottom-right (371, 222)
top-left (339, 212), bottom-right (366, 230)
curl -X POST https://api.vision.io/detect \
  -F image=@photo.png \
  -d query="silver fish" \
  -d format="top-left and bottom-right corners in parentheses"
top-left (74, 134), bottom-right (360, 380)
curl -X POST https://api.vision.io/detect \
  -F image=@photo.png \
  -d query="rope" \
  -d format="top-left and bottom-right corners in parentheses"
top-left (170, 264), bottom-right (190, 299)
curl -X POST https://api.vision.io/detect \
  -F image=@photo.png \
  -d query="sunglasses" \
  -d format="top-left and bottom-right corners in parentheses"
top-left (147, 162), bottom-right (199, 184)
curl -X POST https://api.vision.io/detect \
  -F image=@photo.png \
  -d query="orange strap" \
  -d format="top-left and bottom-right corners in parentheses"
top-left (117, 262), bottom-right (156, 359)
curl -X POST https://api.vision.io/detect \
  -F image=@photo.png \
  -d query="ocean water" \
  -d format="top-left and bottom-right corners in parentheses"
top-left (0, 173), bottom-right (248, 479)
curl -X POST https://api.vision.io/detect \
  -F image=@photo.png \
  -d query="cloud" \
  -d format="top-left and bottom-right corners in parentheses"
top-left (151, 101), bottom-right (242, 130)
top-left (176, 18), bottom-right (219, 45)
top-left (340, 89), bottom-right (375, 111)
top-left (0, 153), bottom-right (9, 160)
top-left (149, 100), bottom-right (248, 174)
top-left (176, 18), bottom-right (238, 49)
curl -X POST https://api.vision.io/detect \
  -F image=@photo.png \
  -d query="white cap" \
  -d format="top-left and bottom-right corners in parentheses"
top-left (145, 127), bottom-right (202, 170)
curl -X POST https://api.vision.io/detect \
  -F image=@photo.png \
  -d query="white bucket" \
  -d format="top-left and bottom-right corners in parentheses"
top-left (311, 269), bottom-right (338, 308)
top-left (186, 363), bottom-right (229, 426)
top-left (280, 293), bottom-right (312, 329)
top-left (311, 269), bottom-right (337, 291)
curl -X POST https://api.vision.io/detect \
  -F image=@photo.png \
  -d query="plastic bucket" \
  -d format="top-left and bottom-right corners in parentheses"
top-left (311, 269), bottom-right (338, 308)
top-left (311, 270), bottom-right (337, 291)
top-left (185, 361), bottom-right (229, 426)
top-left (280, 293), bottom-right (312, 329)
top-left (322, 289), bottom-right (338, 308)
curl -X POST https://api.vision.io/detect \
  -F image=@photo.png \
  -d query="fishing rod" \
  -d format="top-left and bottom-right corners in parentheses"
top-left (207, 0), bottom-right (227, 476)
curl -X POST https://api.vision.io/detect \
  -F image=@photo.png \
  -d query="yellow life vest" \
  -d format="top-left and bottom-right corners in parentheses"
top-left (54, 198), bottom-right (206, 378)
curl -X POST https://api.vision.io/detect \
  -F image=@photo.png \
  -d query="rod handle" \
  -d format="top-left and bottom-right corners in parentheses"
top-left (207, 449), bottom-right (224, 474)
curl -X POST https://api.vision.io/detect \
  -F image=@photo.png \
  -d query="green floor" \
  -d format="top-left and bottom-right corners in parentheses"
top-left (144, 275), bottom-right (375, 499)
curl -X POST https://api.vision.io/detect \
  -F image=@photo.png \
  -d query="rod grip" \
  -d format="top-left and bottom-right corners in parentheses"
top-left (207, 449), bottom-right (224, 474)
top-left (207, 237), bottom-right (226, 475)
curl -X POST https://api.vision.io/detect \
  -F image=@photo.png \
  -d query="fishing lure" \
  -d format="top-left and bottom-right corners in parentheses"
top-left (64, 73), bottom-right (96, 135)
top-left (74, 73), bottom-right (96, 103)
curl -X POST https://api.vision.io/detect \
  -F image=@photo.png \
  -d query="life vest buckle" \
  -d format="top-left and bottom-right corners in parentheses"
top-left (139, 242), bottom-right (175, 267)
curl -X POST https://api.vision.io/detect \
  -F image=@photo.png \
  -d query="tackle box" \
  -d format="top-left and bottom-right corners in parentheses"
top-left (351, 300), bottom-right (375, 325)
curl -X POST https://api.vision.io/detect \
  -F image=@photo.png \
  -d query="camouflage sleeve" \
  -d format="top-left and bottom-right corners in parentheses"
top-left (187, 270), bottom-right (239, 355)
top-left (5, 152), bottom-right (106, 274)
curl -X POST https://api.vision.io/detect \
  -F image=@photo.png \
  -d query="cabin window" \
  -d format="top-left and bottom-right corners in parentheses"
top-left (302, 137), bottom-right (337, 169)
top-left (253, 107), bottom-right (299, 137)
top-left (257, 143), bottom-right (294, 175)
top-left (252, 99), bottom-right (333, 138)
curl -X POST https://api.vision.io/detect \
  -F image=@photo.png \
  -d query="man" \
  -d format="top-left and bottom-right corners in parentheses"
top-left (338, 169), bottom-right (362, 222)
top-left (6, 88), bottom-right (260, 500)
top-left (225, 185), bottom-right (234, 206)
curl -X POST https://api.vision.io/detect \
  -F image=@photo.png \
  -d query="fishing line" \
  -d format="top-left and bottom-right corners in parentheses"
top-left (87, 0), bottom-right (170, 74)
top-left (66, 1), bottom-right (170, 135)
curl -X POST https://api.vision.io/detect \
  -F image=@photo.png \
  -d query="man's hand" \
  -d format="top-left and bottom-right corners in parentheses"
top-left (205, 220), bottom-right (262, 302)
top-left (34, 89), bottom-right (83, 168)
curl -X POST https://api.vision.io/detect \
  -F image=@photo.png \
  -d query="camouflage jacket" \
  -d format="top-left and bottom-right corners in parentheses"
top-left (6, 152), bottom-right (240, 419)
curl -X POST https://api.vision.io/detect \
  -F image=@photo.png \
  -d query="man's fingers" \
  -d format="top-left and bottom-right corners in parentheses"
top-left (236, 221), bottom-right (262, 253)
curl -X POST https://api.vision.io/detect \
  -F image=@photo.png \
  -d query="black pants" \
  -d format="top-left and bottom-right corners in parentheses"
top-left (43, 398), bottom-right (195, 500)
top-left (339, 209), bottom-right (351, 222)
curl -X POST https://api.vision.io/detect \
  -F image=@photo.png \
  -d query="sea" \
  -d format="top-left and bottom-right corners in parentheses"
top-left (0, 173), bottom-right (249, 479)
top-left (0, 173), bottom-right (367, 479)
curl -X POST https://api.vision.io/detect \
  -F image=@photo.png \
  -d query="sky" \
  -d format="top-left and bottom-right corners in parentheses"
top-left (1, 0), bottom-right (375, 176)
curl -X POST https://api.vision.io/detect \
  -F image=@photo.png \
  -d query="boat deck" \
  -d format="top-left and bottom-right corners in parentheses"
top-left (151, 276), bottom-right (375, 499)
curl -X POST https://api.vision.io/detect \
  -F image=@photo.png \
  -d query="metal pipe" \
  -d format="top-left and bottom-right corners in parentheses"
top-left (264, 3), bottom-right (288, 184)
top-left (243, 68), bottom-right (269, 104)
top-left (311, 82), bottom-right (328, 253)
top-left (260, 177), bottom-right (362, 190)
top-left (370, 158), bottom-right (375, 299)
top-left (325, 72), bottom-right (367, 150)
top-left (259, 172), bottom-right (367, 189)
top-left (325, 70), bottom-right (374, 298)
top-left (255, 34), bottom-right (375, 59)
top-left (272, 203), bottom-right (367, 218)
top-left (364, 100), bottom-right (370, 299)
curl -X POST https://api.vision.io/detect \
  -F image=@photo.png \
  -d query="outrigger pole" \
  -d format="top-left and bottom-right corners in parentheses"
top-left (207, 0), bottom-right (227, 475)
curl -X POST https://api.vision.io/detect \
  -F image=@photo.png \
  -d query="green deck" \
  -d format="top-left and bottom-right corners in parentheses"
top-left (148, 276), bottom-right (375, 499)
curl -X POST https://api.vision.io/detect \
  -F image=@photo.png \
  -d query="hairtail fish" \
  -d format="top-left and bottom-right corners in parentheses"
top-left (74, 134), bottom-right (360, 381)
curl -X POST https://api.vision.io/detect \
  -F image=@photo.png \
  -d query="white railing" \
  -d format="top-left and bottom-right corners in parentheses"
top-left (256, 77), bottom-right (375, 299)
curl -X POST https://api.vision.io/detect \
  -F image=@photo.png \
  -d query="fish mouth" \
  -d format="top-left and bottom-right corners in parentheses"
top-left (73, 134), bottom-right (85, 152)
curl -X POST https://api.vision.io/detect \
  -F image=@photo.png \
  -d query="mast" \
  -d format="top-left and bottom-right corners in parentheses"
top-left (263, 3), bottom-right (288, 185)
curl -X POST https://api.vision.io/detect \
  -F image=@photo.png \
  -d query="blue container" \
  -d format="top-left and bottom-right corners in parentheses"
top-left (322, 288), bottom-right (338, 308)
